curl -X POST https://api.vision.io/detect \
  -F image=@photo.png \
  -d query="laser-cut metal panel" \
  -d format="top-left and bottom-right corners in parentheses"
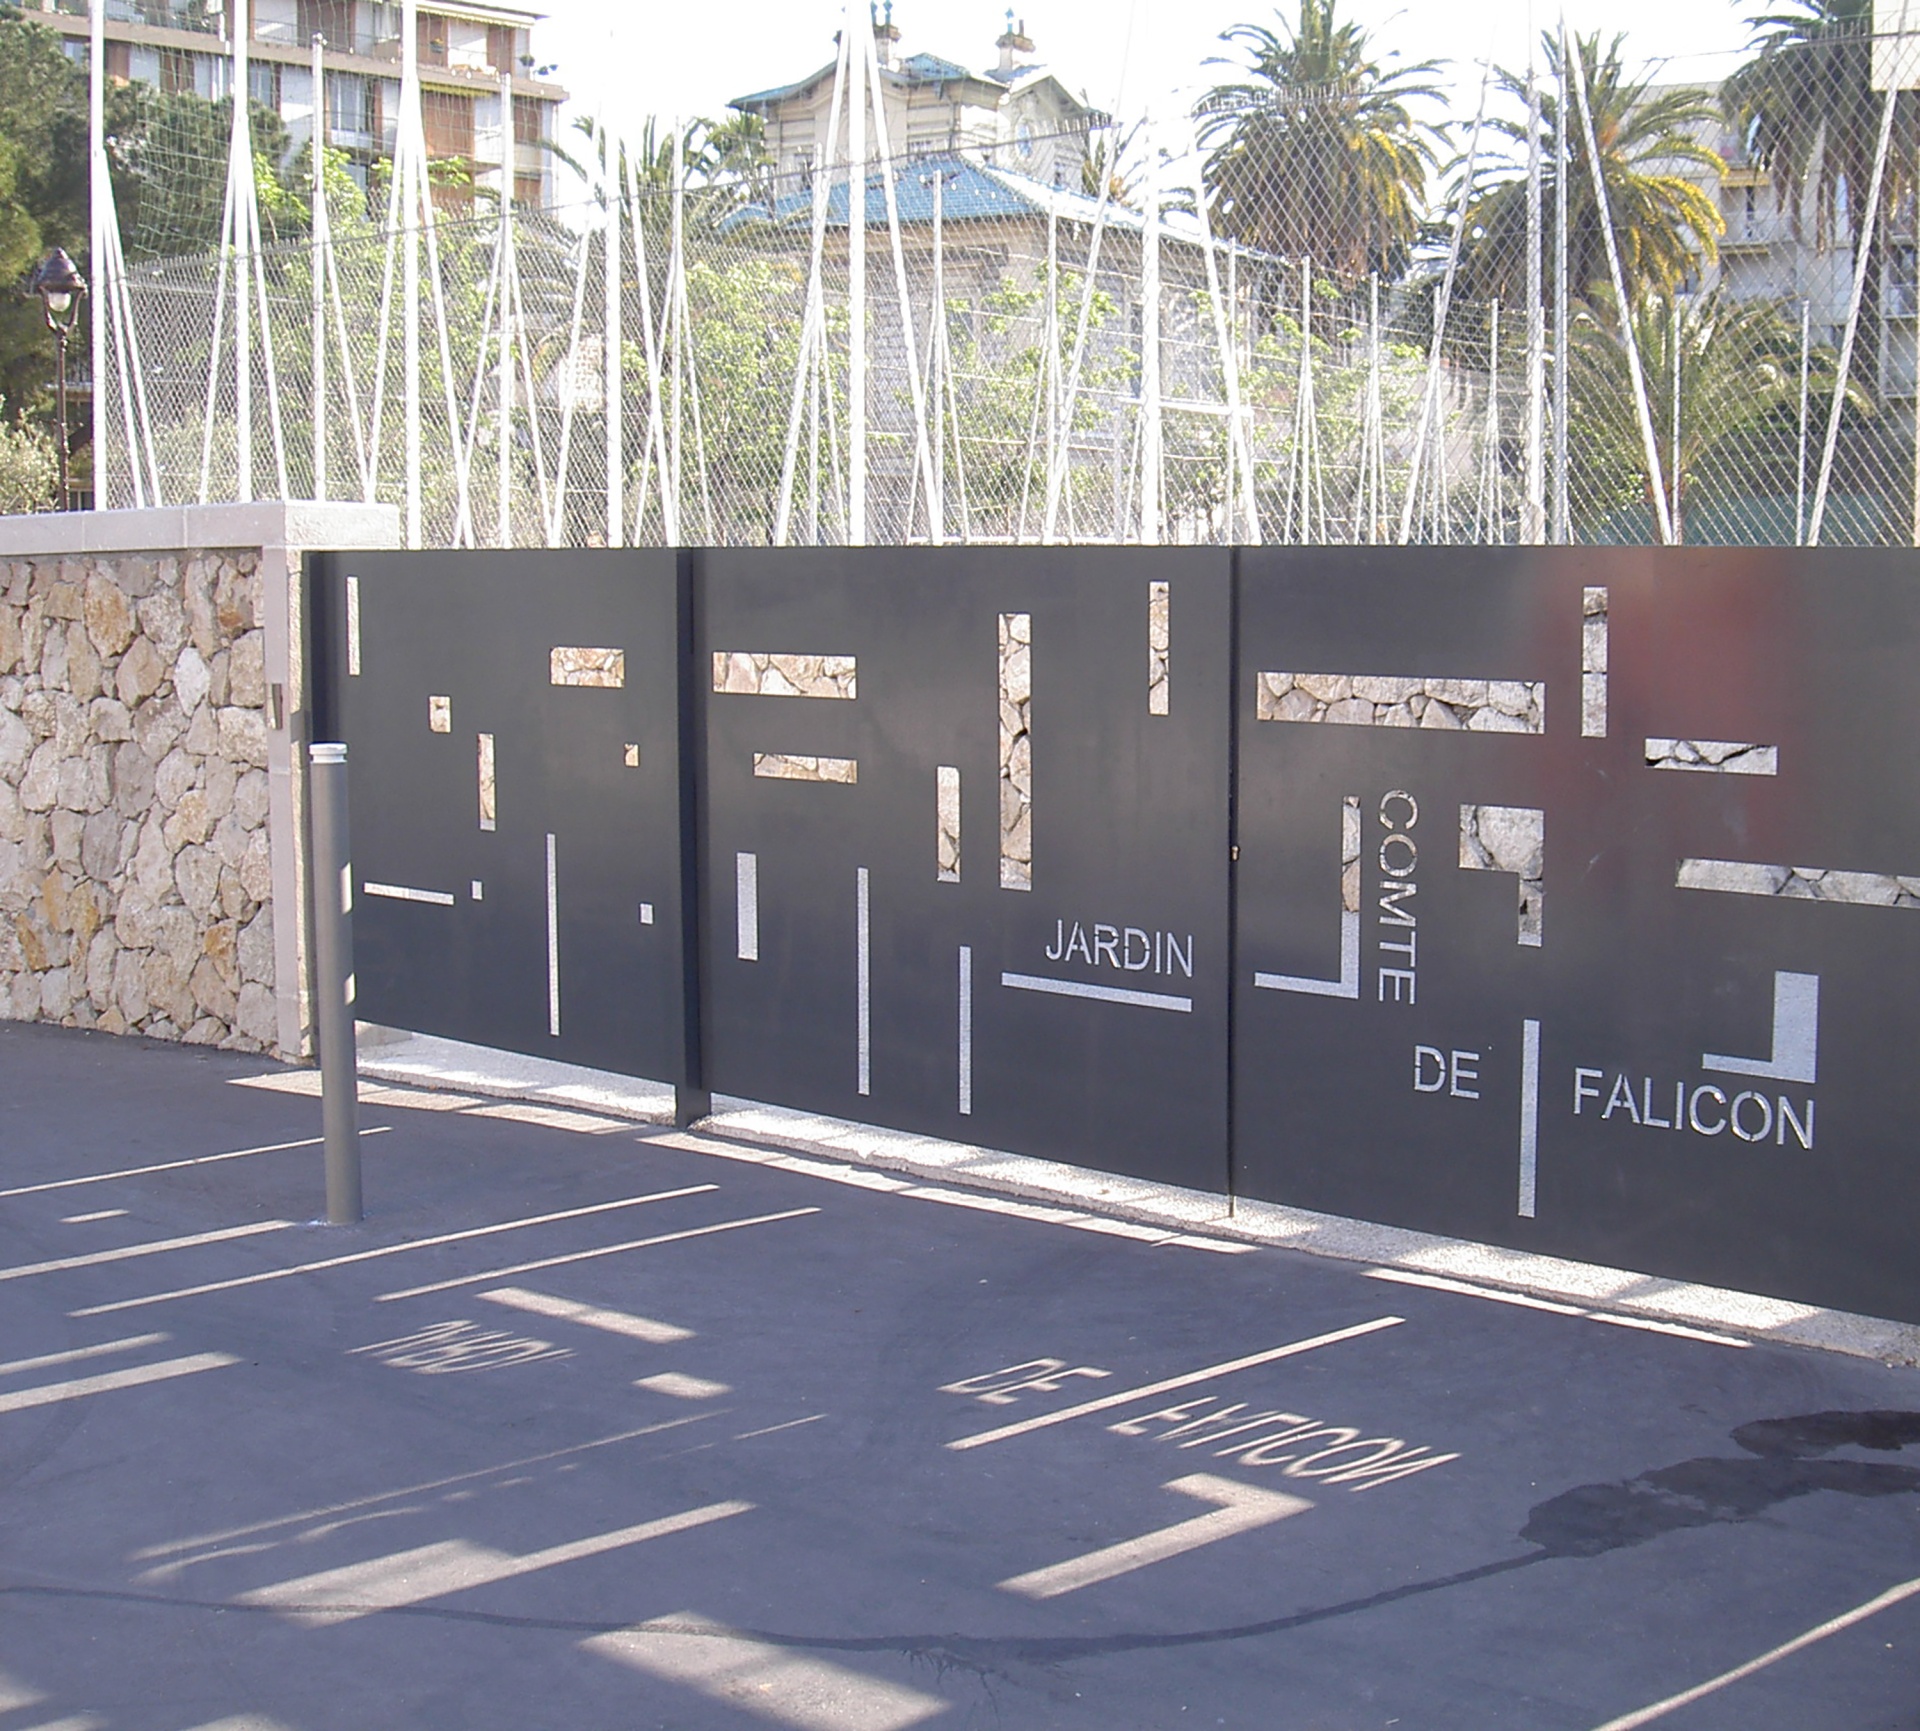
top-left (1234, 545), bottom-right (1920, 1322)
top-left (700, 547), bottom-right (1232, 1191)
top-left (309, 549), bottom-right (688, 1083)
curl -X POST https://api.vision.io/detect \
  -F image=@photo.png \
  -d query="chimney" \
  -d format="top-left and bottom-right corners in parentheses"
top-left (996, 9), bottom-right (1035, 77)
top-left (873, 1), bottom-right (900, 69)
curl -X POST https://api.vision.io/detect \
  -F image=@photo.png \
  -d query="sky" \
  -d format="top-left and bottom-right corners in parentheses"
top-left (529, 0), bottom-right (1759, 151)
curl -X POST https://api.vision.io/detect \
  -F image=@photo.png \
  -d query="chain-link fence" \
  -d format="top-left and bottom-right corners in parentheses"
top-left (92, 15), bottom-right (1920, 550)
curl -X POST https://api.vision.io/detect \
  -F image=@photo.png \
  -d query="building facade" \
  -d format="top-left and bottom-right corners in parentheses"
top-left (36, 0), bottom-right (565, 208)
top-left (731, 11), bottom-right (1107, 197)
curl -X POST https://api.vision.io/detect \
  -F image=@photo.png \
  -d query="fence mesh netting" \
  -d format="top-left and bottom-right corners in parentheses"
top-left (86, 16), bottom-right (1920, 550)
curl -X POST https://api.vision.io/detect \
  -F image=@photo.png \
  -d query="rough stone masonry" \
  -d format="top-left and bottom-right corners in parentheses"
top-left (0, 550), bottom-right (277, 1051)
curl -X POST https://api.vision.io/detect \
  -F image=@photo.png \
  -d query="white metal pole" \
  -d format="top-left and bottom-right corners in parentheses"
top-left (1566, 22), bottom-right (1673, 543)
top-left (1809, 82), bottom-right (1897, 546)
top-left (1140, 148), bottom-right (1162, 545)
top-left (89, 0), bottom-right (107, 507)
top-left (311, 33), bottom-right (328, 500)
top-left (931, 168), bottom-right (945, 544)
top-left (847, 0), bottom-right (868, 545)
top-left (498, 71), bottom-right (514, 545)
top-left (1553, 21), bottom-right (1570, 543)
top-left (603, 113), bottom-right (623, 546)
top-left (1796, 298), bottom-right (1810, 545)
top-left (1399, 58), bottom-right (1489, 544)
top-left (1524, 51), bottom-right (1546, 542)
top-left (401, 0), bottom-right (422, 547)
top-left (1188, 124), bottom-right (1259, 543)
top-left (669, 116), bottom-right (686, 530)
top-left (1670, 295), bottom-right (1683, 541)
top-left (862, 19), bottom-right (936, 546)
top-left (231, 0), bottom-right (254, 499)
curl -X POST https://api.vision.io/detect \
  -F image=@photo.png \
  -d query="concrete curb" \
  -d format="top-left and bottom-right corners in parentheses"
top-left (353, 1030), bottom-right (1920, 1369)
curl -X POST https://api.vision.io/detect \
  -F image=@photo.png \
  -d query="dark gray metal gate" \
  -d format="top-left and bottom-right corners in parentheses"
top-left (1233, 547), bottom-right (1920, 1323)
top-left (306, 544), bottom-right (1920, 1323)
top-left (309, 549), bottom-right (694, 1085)
top-left (698, 548), bottom-right (1232, 1189)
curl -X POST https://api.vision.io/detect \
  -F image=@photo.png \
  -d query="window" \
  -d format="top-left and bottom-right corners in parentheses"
top-left (253, 0), bottom-right (298, 43)
top-left (248, 59), bottom-right (280, 110)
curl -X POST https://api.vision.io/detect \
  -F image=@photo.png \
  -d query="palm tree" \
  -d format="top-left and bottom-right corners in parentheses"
top-left (1569, 288), bottom-right (1860, 539)
top-left (1720, 0), bottom-right (1915, 253)
top-left (1462, 32), bottom-right (1725, 311)
top-left (1194, 0), bottom-right (1447, 280)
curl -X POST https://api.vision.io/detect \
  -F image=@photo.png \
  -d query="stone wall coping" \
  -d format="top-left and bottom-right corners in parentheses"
top-left (0, 501), bottom-right (399, 558)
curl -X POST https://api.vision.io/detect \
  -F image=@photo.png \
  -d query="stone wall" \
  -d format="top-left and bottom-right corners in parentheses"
top-left (0, 550), bottom-right (278, 1049)
top-left (0, 501), bottom-right (397, 1060)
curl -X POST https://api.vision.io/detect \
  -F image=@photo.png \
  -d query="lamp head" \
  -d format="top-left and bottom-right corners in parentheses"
top-left (30, 249), bottom-right (86, 318)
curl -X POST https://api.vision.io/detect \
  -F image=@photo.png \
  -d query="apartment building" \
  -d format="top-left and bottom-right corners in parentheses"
top-left (35, 0), bottom-right (566, 207)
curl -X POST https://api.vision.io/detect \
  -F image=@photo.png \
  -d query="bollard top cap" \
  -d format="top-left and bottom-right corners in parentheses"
top-left (310, 742), bottom-right (348, 765)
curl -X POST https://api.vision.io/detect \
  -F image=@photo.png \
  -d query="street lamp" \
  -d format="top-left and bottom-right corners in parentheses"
top-left (29, 248), bottom-right (87, 511)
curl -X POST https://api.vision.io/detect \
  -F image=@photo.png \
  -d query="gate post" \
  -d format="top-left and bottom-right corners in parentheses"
top-left (309, 741), bottom-right (363, 1222)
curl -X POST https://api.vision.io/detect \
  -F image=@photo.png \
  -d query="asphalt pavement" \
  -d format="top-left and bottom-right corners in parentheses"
top-left (1, 1020), bottom-right (1917, 1731)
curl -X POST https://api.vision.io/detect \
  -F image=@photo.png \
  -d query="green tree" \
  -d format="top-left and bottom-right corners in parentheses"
top-left (1569, 288), bottom-right (1860, 540)
top-left (1463, 32), bottom-right (1726, 311)
top-left (1194, 0), bottom-right (1447, 278)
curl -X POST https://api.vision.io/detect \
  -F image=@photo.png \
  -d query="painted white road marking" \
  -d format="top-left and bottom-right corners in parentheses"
top-left (0, 1131), bottom-right (388, 1200)
top-left (242, 1502), bottom-right (751, 1626)
top-left (586, 1612), bottom-right (947, 1731)
top-left (998, 1473), bottom-right (1311, 1598)
top-left (374, 1208), bottom-right (822, 1302)
top-left (0, 1352), bottom-right (240, 1415)
top-left (0, 1222), bottom-right (290, 1284)
top-left (0, 1334), bottom-right (170, 1378)
top-left (70, 1187), bottom-right (719, 1316)
top-left (637, 1373), bottom-right (731, 1400)
top-left (1589, 1574), bottom-right (1920, 1730)
top-left (480, 1287), bottom-right (693, 1342)
top-left (946, 1317), bottom-right (1405, 1450)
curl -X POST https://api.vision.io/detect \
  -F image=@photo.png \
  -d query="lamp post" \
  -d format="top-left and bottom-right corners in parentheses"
top-left (29, 248), bottom-right (87, 510)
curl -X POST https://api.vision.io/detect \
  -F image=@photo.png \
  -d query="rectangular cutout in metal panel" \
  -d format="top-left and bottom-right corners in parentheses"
top-left (346, 574), bottom-right (361, 676)
top-left (623, 743), bottom-right (641, 768)
top-left (428, 694), bottom-right (450, 733)
top-left (363, 881), bottom-right (456, 907)
top-left (545, 833), bottom-right (560, 1037)
top-left (551, 647), bottom-right (625, 688)
top-left (1149, 581), bottom-right (1170, 716)
top-left (711, 653), bottom-right (857, 699)
top-left (958, 945), bottom-right (973, 1114)
top-left (736, 852), bottom-right (759, 961)
top-left (856, 866), bottom-right (871, 1097)
top-left (1677, 859), bottom-right (1920, 907)
top-left (1645, 738), bottom-right (1778, 775)
top-left (1000, 612), bottom-right (1032, 890)
top-left (1581, 586), bottom-right (1608, 738)
top-left (1257, 673), bottom-right (1544, 733)
top-left (477, 733), bottom-right (496, 831)
top-left (937, 766), bottom-right (961, 882)
top-left (752, 753), bottom-right (859, 784)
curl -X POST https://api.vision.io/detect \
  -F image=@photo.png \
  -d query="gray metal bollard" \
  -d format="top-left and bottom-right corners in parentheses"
top-left (309, 742), bottom-right (362, 1224)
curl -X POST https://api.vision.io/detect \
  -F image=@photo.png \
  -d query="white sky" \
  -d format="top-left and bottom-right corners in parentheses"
top-left (531, 0), bottom-right (1758, 149)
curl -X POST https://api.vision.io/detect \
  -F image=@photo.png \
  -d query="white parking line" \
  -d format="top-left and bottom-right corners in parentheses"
top-left (0, 1131), bottom-right (389, 1199)
top-left (242, 1502), bottom-right (752, 1626)
top-left (947, 1318), bottom-right (1406, 1450)
top-left (0, 1353), bottom-right (241, 1415)
top-left (480, 1287), bottom-right (693, 1342)
top-left (1590, 1575), bottom-right (1920, 1730)
top-left (69, 1187), bottom-right (718, 1317)
top-left (998, 1474), bottom-right (1311, 1598)
top-left (586, 1612), bottom-right (948, 1731)
top-left (0, 1222), bottom-right (290, 1284)
top-left (0, 1334), bottom-right (169, 1378)
top-left (375, 1209), bottom-right (822, 1302)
